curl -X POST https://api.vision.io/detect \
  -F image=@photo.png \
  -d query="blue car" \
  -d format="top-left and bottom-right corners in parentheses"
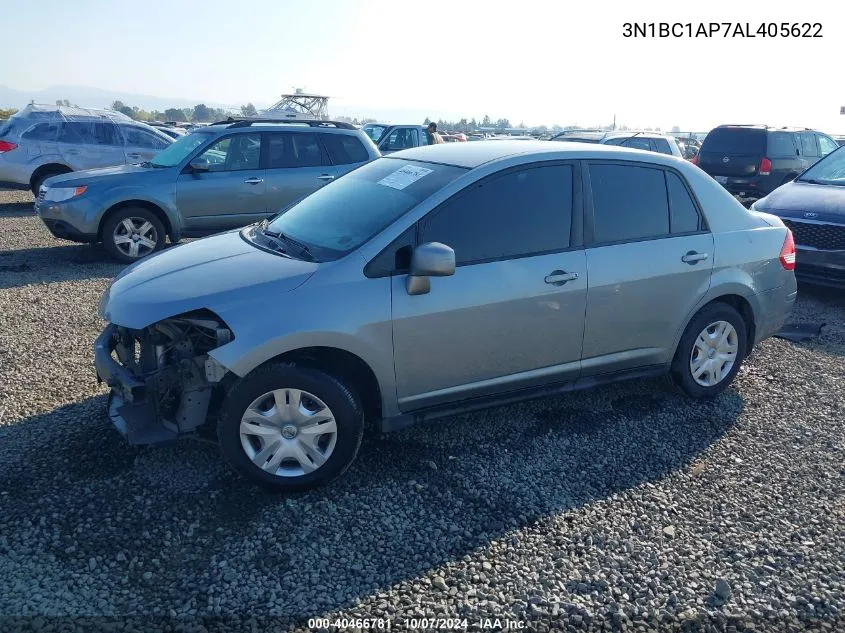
top-left (752, 144), bottom-right (845, 288)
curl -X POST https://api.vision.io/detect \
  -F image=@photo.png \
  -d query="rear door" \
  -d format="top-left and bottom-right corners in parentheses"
top-left (175, 132), bottom-right (267, 232)
top-left (698, 127), bottom-right (766, 177)
top-left (766, 131), bottom-right (802, 181)
top-left (581, 162), bottom-right (713, 375)
top-left (263, 131), bottom-right (339, 216)
top-left (798, 132), bottom-right (820, 168)
top-left (18, 120), bottom-right (62, 166)
top-left (120, 125), bottom-right (170, 163)
top-left (56, 120), bottom-right (125, 170)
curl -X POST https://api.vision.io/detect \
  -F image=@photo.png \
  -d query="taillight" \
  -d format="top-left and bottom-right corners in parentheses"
top-left (779, 229), bottom-right (796, 271)
top-left (0, 140), bottom-right (17, 153)
top-left (759, 157), bottom-right (772, 176)
top-left (690, 154), bottom-right (699, 166)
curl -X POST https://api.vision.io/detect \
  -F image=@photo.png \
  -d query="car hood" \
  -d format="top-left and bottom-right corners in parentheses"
top-left (756, 181), bottom-right (845, 222)
top-left (100, 229), bottom-right (319, 329)
top-left (47, 164), bottom-right (162, 187)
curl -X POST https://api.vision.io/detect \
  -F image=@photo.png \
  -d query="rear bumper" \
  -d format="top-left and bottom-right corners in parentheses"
top-left (755, 281), bottom-right (798, 344)
top-left (714, 176), bottom-right (774, 200)
top-left (794, 247), bottom-right (845, 288)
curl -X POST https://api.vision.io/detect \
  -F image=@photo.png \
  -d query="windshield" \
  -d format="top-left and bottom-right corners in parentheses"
top-left (262, 158), bottom-right (467, 260)
top-left (797, 145), bottom-right (845, 185)
top-left (363, 124), bottom-right (388, 142)
top-left (150, 130), bottom-right (215, 167)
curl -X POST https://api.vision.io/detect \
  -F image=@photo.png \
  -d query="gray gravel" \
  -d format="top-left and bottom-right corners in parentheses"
top-left (1, 189), bottom-right (843, 632)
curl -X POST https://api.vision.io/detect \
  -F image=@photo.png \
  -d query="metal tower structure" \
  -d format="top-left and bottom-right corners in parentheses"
top-left (263, 88), bottom-right (330, 120)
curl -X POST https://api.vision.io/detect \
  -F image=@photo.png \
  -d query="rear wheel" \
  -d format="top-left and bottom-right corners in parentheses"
top-left (671, 303), bottom-right (748, 398)
top-left (31, 167), bottom-right (72, 196)
top-left (101, 207), bottom-right (166, 264)
top-left (217, 363), bottom-right (364, 492)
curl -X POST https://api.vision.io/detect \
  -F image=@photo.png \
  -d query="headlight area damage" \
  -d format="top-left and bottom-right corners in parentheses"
top-left (94, 310), bottom-right (233, 444)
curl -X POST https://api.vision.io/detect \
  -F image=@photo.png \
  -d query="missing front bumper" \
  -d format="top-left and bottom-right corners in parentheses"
top-left (94, 323), bottom-right (215, 445)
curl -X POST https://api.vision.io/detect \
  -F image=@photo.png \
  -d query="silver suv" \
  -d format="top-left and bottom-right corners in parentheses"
top-left (550, 129), bottom-right (684, 157)
top-left (0, 103), bottom-right (173, 194)
top-left (35, 118), bottom-right (380, 262)
top-left (95, 141), bottom-right (797, 491)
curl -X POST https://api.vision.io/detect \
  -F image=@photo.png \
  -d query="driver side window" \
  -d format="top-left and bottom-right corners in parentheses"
top-left (195, 134), bottom-right (261, 171)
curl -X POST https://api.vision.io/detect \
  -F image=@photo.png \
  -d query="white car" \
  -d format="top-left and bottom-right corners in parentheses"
top-left (550, 130), bottom-right (684, 157)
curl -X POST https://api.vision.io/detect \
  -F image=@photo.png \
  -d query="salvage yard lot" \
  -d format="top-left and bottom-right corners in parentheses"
top-left (0, 189), bottom-right (843, 631)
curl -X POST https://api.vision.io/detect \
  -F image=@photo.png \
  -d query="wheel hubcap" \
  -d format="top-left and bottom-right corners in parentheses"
top-left (690, 320), bottom-right (739, 387)
top-left (113, 217), bottom-right (158, 258)
top-left (239, 388), bottom-right (337, 478)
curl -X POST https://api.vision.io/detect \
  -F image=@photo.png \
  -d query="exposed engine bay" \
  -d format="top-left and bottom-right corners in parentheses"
top-left (98, 311), bottom-right (233, 444)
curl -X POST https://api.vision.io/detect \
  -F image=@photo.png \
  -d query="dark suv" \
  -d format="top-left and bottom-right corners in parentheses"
top-left (695, 125), bottom-right (840, 201)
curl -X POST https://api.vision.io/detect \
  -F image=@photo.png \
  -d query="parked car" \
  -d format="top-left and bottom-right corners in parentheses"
top-left (694, 125), bottom-right (840, 201)
top-left (376, 124), bottom-right (431, 154)
top-left (361, 122), bottom-right (389, 144)
top-left (550, 130), bottom-right (684, 157)
top-left (151, 124), bottom-right (187, 140)
top-left (835, 136), bottom-right (845, 147)
top-left (0, 103), bottom-right (173, 195)
top-left (35, 118), bottom-right (380, 262)
top-left (751, 144), bottom-right (845, 287)
top-left (94, 140), bottom-right (797, 491)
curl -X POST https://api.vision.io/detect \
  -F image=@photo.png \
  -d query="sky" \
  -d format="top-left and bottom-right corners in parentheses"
top-left (3, 0), bottom-right (844, 133)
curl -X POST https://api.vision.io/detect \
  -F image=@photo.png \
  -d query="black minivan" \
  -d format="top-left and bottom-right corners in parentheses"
top-left (695, 125), bottom-right (840, 201)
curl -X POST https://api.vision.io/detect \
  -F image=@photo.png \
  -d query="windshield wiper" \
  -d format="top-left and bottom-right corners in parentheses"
top-left (259, 222), bottom-right (315, 261)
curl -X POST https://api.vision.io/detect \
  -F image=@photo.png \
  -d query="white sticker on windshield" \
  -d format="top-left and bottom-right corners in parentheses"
top-left (377, 164), bottom-right (433, 190)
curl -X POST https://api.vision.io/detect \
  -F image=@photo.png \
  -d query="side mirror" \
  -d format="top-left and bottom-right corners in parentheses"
top-left (189, 158), bottom-right (210, 172)
top-left (406, 242), bottom-right (456, 296)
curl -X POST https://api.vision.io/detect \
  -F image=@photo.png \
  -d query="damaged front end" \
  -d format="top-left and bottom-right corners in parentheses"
top-left (94, 310), bottom-right (233, 444)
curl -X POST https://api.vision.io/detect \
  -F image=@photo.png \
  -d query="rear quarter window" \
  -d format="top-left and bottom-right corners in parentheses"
top-left (322, 134), bottom-right (370, 165)
top-left (767, 132), bottom-right (797, 157)
top-left (701, 128), bottom-right (766, 155)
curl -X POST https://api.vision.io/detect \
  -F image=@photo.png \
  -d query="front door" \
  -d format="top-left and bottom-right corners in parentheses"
top-left (263, 132), bottom-right (339, 216)
top-left (175, 132), bottom-right (266, 233)
top-left (379, 127), bottom-right (420, 154)
top-left (120, 125), bottom-right (170, 163)
top-left (581, 162), bottom-right (714, 375)
top-left (391, 162), bottom-right (587, 411)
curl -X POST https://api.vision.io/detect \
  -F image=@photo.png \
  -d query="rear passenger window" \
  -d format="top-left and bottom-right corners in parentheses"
top-left (767, 132), bottom-right (797, 157)
top-left (421, 164), bottom-right (573, 265)
top-left (266, 133), bottom-right (323, 168)
top-left (589, 164), bottom-right (669, 243)
top-left (321, 134), bottom-right (369, 165)
top-left (653, 138), bottom-right (673, 155)
top-left (22, 122), bottom-right (60, 141)
top-left (666, 172), bottom-right (701, 234)
top-left (799, 133), bottom-right (819, 157)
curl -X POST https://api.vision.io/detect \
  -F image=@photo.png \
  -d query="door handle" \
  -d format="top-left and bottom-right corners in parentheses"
top-left (126, 153), bottom-right (140, 159)
top-left (243, 178), bottom-right (264, 185)
top-left (317, 174), bottom-right (335, 181)
top-left (544, 270), bottom-right (578, 285)
top-left (681, 251), bottom-right (709, 264)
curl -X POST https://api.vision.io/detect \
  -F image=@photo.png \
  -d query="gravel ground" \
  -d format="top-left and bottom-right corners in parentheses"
top-left (0, 189), bottom-right (843, 632)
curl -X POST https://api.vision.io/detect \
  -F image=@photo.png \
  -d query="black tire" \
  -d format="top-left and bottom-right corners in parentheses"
top-left (31, 167), bottom-right (71, 196)
top-left (217, 363), bottom-right (364, 492)
top-left (670, 303), bottom-right (748, 399)
top-left (101, 207), bottom-right (166, 264)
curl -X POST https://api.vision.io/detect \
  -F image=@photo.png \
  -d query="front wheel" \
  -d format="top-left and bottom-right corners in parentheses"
top-left (671, 303), bottom-right (748, 398)
top-left (101, 207), bottom-right (166, 264)
top-left (217, 363), bottom-right (364, 492)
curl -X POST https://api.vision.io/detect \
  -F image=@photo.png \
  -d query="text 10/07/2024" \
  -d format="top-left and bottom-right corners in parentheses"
top-left (623, 22), bottom-right (822, 38)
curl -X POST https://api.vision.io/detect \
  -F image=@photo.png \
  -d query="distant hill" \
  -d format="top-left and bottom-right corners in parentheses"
top-left (0, 84), bottom-right (265, 113)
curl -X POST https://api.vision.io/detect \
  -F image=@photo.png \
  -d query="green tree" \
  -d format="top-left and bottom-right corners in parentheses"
top-left (424, 116), bottom-right (431, 125)
top-left (0, 108), bottom-right (17, 119)
top-left (192, 104), bottom-right (211, 122)
top-left (240, 102), bottom-right (257, 117)
top-left (481, 114), bottom-right (491, 127)
top-left (165, 108), bottom-right (188, 122)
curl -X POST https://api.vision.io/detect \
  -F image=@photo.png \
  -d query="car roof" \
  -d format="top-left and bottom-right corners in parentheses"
top-left (389, 139), bottom-right (681, 169)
